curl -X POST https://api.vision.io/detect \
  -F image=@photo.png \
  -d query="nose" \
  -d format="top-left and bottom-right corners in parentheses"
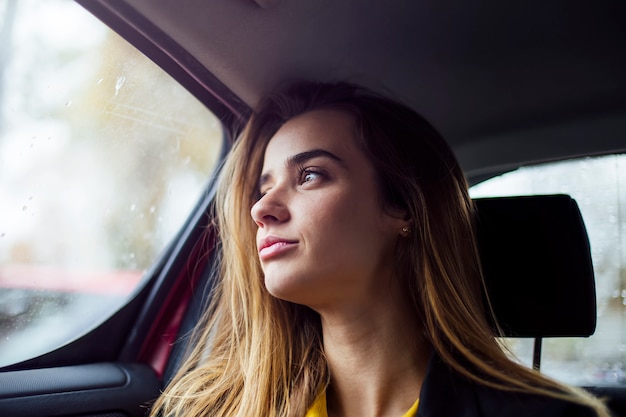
top-left (250, 189), bottom-right (290, 228)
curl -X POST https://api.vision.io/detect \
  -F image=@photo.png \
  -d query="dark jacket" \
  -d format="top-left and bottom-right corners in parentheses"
top-left (417, 356), bottom-right (598, 417)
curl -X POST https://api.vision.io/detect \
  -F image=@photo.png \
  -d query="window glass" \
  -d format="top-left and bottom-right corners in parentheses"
top-left (470, 154), bottom-right (626, 386)
top-left (0, 0), bottom-right (222, 366)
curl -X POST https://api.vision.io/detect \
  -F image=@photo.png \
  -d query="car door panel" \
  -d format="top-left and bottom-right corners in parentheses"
top-left (0, 363), bottom-right (160, 417)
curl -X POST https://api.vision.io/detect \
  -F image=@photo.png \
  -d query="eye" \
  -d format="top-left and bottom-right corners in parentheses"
top-left (302, 170), bottom-right (320, 183)
top-left (298, 167), bottom-right (324, 186)
top-left (255, 186), bottom-right (270, 201)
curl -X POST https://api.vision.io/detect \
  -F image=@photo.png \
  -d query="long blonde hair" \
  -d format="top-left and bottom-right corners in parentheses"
top-left (150, 81), bottom-right (610, 417)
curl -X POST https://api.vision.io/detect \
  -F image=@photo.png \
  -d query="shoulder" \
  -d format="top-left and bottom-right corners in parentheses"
top-left (473, 383), bottom-right (597, 417)
top-left (417, 356), bottom-right (598, 417)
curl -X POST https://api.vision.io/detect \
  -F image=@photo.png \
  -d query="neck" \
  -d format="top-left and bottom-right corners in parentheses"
top-left (318, 296), bottom-right (431, 417)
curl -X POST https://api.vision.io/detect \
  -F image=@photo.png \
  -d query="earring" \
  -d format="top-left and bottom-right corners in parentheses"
top-left (401, 225), bottom-right (410, 235)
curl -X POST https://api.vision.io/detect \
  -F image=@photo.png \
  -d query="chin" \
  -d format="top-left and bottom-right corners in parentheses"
top-left (264, 275), bottom-right (314, 305)
top-left (265, 280), bottom-right (299, 302)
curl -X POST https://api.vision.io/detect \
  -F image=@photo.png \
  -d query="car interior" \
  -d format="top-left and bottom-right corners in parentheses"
top-left (1, 0), bottom-right (625, 416)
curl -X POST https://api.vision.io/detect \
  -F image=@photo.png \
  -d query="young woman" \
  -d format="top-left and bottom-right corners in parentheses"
top-left (150, 81), bottom-right (610, 417)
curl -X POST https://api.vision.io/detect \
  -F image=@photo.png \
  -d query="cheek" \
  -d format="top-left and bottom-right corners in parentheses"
top-left (300, 191), bottom-right (354, 229)
top-left (299, 190), bottom-right (382, 246)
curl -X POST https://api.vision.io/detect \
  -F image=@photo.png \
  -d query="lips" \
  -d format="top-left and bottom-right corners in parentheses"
top-left (258, 236), bottom-right (298, 261)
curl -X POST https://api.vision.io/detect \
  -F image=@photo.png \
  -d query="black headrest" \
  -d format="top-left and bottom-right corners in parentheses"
top-left (474, 194), bottom-right (596, 338)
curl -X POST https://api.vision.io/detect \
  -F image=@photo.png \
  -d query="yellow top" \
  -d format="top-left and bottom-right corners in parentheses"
top-left (304, 393), bottom-right (419, 417)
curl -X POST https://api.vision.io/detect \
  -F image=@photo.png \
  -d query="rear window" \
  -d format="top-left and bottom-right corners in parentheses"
top-left (470, 154), bottom-right (626, 386)
top-left (0, 0), bottom-right (222, 366)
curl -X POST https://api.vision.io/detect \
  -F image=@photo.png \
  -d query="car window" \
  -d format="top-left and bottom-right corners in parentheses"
top-left (0, 0), bottom-right (222, 367)
top-left (470, 154), bottom-right (626, 386)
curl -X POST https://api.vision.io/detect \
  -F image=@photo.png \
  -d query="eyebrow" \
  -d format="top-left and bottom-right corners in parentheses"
top-left (258, 148), bottom-right (344, 189)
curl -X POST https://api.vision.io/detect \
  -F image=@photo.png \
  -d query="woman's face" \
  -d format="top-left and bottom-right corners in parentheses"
top-left (250, 109), bottom-right (406, 311)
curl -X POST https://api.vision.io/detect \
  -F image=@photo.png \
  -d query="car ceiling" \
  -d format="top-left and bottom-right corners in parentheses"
top-left (87, 0), bottom-right (626, 181)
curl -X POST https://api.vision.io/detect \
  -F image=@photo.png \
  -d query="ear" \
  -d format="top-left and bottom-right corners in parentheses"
top-left (383, 206), bottom-right (411, 236)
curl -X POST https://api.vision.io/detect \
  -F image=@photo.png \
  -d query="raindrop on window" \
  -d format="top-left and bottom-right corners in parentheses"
top-left (115, 75), bottom-right (126, 96)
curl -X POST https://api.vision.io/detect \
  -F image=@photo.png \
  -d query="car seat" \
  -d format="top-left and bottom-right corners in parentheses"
top-left (474, 194), bottom-right (596, 370)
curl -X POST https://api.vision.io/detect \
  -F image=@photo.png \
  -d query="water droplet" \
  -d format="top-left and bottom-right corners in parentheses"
top-left (65, 100), bottom-right (72, 107)
top-left (28, 196), bottom-right (33, 201)
top-left (129, 204), bottom-right (136, 212)
top-left (115, 75), bottom-right (126, 96)
top-left (0, 232), bottom-right (5, 238)
top-left (149, 206), bottom-right (156, 214)
top-left (22, 205), bottom-right (27, 211)
top-left (129, 253), bottom-right (135, 259)
top-left (96, 78), bottom-right (104, 85)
